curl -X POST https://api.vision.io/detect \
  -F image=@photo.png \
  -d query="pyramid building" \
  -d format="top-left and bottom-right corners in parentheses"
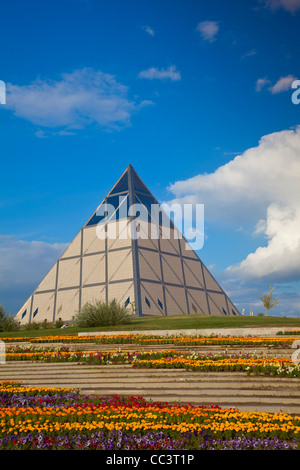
top-left (15, 165), bottom-right (240, 324)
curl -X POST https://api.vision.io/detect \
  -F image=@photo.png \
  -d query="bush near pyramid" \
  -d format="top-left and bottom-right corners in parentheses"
top-left (15, 165), bottom-right (240, 324)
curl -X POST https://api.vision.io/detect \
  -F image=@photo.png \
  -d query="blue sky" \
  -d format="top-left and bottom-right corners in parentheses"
top-left (1, 0), bottom-right (300, 316)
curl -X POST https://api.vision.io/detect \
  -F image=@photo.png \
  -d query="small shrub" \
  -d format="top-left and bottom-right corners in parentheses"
top-left (40, 319), bottom-right (52, 329)
top-left (24, 322), bottom-right (40, 331)
top-left (74, 299), bottom-right (132, 328)
top-left (55, 318), bottom-right (65, 328)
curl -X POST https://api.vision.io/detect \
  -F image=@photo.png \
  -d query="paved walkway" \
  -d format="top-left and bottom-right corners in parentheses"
top-left (78, 326), bottom-right (300, 337)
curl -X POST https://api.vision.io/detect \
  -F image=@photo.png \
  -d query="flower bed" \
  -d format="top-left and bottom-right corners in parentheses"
top-left (1, 334), bottom-right (297, 348)
top-left (3, 344), bottom-right (300, 377)
top-left (4, 346), bottom-right (138, 364)
top-left (0, 381), bottom-right (299, 450)
top-left (277, 330), bottom-right (300, 336)
top-left (133, 355), bottom-right (300, 377)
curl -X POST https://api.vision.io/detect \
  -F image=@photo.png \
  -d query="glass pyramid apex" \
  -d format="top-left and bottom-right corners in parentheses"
top-left (85, 165), bottom-right (161, 227)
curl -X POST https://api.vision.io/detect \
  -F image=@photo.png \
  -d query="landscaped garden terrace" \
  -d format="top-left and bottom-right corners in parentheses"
top-left (1, 334), bottom-right (300, 376)
top-left (0, 380), bottom-right (300, 450)
top-left (0, 330), bottom-right (300, 450)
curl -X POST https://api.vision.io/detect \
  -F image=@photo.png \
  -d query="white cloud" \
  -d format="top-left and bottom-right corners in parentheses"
top-left (5, 68), bottom-right (148, 132)
top-left (138, 66), bottom-right (181, 81)
top-left (0, 235), bottom-right (67, 314)
top-left (269, 74), bottom-right (297, 93)
top-left (196, 21), bottom-right (220, 42)
top-left (142, 25), bottom-right (154, 36)
top-left (0, 235), bottom-right (66, 288)
top-left (256, 77), bottom-right (271, 92)
top-left (261, 0), bottom-right (300, 13)
top-left (241, 50), bottom-right (257, 60)
top-left (256, 75), bottom-right (297, 93)
top-left (226, 202), bottom-right (300, 282)
top-left (168, 126), bottom-right (300, 283)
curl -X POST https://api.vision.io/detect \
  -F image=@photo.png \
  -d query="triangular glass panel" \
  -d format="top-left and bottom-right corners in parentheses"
top-left (135, 193), bottom-right (154, 220)
top-left (85, 200), bottom-right (106, 227)
top-left (131, 166), bottom-right (157, 198)
top-left (106, 194), bottom-right (128, 222)
top-left (134, 192), bottom-right (175, 231)
top-left (86, 194), bottom-right (129, 227)
top-left (108, 171), bottom-right (129, 195)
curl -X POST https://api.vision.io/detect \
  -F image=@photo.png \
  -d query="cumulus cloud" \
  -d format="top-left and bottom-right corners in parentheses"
top-left (167, 127), bottom-right (300, 283)
top-left (196, 21), bottom-right (220, 42)
top-left (256, 75), bottom-right (297, 93)
top-left (269, 74), bottom-right (297, 93)
top-left (256, 77), bottom-right (271, 92)
top-left (261, 0), bottom-right (300, 13)
top-left (138, 66), bottom-right (181, 81)
top-left (0, 236), bottom-right (67, 314)
top-left (0, 236), bottom-right (66, 288)
top-left (5, 68), bottom-right (149, 133)
top-left (227, 203), bottom-right (300, 282)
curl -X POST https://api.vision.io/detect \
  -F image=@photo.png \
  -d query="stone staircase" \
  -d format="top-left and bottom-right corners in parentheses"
top-left (1, 361), bottom-right (300, 415)
top-left (8, 341), bottom-right (296, 358)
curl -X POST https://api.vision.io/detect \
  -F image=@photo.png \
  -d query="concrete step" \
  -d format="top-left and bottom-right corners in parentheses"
top-left (1, 367), bottom-right (300, 393)
top-left (77, 327), bottom-right (300, 337)
top-left (1, 372), bottom-right (300, 390)
top-left (90, 394), bottom-right (299, 415)
top-left (3, 381), bottom-right (299, 398)
top-left (1, 374), bottom-right (299, 387)
top-left (0, 363), bottom-right (300, 382)
top-left (6, 342), bottom-right (295, 357)
top-left (1, 363), bottom-right (299, 383)
top-left (1, 362), bottom-right (300, 415)
top-left (78, 389), bottom-right (300, 404)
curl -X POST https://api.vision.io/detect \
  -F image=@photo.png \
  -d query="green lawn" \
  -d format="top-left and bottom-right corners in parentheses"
top-left (1, 314), bottom-right (300, 339)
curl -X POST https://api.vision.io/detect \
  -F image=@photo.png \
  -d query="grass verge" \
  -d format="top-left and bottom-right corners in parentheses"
top-left (1, 314), bottom-right (300, 339)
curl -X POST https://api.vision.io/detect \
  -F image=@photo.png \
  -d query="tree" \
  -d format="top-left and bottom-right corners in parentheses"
top-left (260, 284), bottom-right (280, 316)
top-left (0, 304), bottom-right (20, 332)
top-left (0, 304), bottom-right (6, 322)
